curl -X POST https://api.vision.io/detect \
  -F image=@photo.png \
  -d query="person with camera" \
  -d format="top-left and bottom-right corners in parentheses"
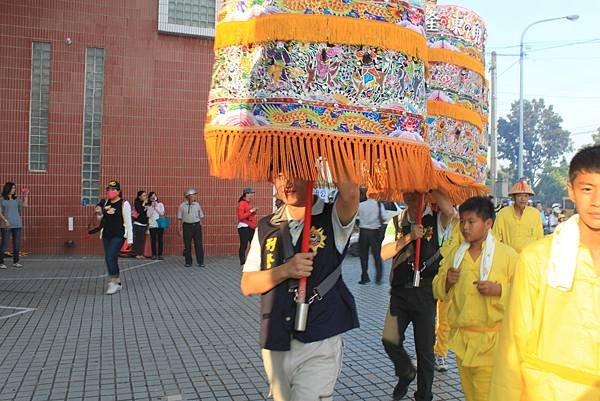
top-left (147, 192), bottom-right (166, 260)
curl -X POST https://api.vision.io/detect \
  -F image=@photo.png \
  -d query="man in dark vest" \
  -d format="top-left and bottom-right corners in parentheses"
top-left (380, 190), bottom-right (456, 401)
top-left (241, 173), bottom-right (359, 401)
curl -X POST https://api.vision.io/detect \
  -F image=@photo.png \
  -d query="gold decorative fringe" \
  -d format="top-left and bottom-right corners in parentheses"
top-left (427, 100), bottom-right (484, 132)
top-left (204, 126), bottom-right (434, 199)
top-left (215, 14), bottom-right (429, 65)
top-left (428, 48), bottom-right (485, 78)
top-left (433, 168), bottom-right (489, 205)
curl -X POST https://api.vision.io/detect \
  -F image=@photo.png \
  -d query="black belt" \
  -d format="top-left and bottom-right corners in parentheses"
top-left (183, 222), bottom-right (200, 225)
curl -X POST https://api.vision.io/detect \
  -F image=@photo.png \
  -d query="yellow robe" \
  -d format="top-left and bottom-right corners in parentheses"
top-left (489, 236), bottom-right (600, 401)
top-left (435, 217), bottom-right (463, 357)
top-left (493, 205), bottom-right (543, 253)
top-left (433, 238), bottom-right (517, 367)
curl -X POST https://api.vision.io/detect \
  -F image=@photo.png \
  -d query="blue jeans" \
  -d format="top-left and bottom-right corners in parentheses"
top-left (103, 236), bottom-right (124, 277)
top-left (0, 228), bottom-right (21, 264)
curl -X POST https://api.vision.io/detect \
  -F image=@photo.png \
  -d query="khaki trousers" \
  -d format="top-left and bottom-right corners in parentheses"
top-left (262, 335), bottom-right (343, 401)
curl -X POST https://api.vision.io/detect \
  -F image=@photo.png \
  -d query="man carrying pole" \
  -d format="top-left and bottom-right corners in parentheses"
top-left (381, 190), bottom-right (456, 401)
top-left (240, 174), bottom-right (358, 401)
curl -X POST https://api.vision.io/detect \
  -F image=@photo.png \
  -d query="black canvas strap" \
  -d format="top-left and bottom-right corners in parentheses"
top-left (311, 264), bottom-right (342, 302)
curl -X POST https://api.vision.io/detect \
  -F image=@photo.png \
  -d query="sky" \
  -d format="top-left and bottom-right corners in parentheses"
top-left (442, 0), bottom-right (600, 159)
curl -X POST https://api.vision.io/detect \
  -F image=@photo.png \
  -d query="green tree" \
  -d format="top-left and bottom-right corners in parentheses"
top-left (497, 99), bottom-right (573, 184)
top-left (591, 127), bottom-right (600, 146)
top-left (534, 159), bottom-right (569, 207)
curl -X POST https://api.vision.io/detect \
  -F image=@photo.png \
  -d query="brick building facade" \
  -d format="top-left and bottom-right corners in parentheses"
top-left (0, 0), bottom-right (272, 256)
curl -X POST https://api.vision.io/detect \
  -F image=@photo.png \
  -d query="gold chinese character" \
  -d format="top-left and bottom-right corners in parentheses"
top-left (265, 237), bottom-right (277, 252)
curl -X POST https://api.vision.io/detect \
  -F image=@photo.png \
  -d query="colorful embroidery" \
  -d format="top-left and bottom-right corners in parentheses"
top-left (425, 5), bottom-right (486, 62)
top-left (208, 42), bottom-right (427, 116)
top-left (426, 115), bottom-right (488, 182)
top-left (427, 62), bottom-right (487, 115)
top-left (207, 101), bottom-right (426, 138)
top-left (218, 0), bottom-right (426, 35)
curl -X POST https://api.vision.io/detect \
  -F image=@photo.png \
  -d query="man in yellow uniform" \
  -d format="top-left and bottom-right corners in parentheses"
top-left (433, 196), bottom-right (518, 401)
top-left (493, 180), bottom-right (543, 253)
top-left (489, 145), bottom-right (600, 401)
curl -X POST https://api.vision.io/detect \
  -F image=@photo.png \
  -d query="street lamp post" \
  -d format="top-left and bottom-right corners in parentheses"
top-left (518, 14), bottom-right (579, 179)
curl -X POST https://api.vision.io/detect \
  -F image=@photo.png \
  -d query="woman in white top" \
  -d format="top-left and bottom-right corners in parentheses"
top-left (147, 192), bottom-right (165, 260)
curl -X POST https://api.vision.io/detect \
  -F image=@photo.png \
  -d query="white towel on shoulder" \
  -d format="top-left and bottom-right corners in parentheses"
top-left (548, 214), bottom-right (580, 291)
top-left (452, 232), bottom-right (496, 281)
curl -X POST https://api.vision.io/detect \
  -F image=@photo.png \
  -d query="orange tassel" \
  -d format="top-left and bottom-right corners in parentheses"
top-left (204, 126), bottom-right (433, 200)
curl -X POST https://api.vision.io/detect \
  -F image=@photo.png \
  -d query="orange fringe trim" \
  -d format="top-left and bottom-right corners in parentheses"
top-left (428, 48), bottom-right (485, 78)
top-left (427, 100), bottom-right (484, 132)
top-left (433, 169), bottom-right (489, 205)
top-left (204, 126), bottom-right (434, 199)
top-left (215, 14), bottom-right (429, 65)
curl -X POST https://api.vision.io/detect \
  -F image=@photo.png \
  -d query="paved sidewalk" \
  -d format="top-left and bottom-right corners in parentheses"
top-left (0, 255), bottom-right (464, 401)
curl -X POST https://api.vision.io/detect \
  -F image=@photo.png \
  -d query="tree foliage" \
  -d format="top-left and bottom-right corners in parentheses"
top-left (534, 159), bottom-right (569, 207)
top-left (497, 99), bottom-right (573, 184)
top-left (591, 127), bottom-right (600, 146)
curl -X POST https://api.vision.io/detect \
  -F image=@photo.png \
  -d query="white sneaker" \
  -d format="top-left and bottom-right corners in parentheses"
top-left (13, 262), bottom-right (23, 268)
top-left (0, 263), bottom-right (6, 269)
top-left (106, 282), bottom-right (122, 295)
top-left (435, 356), bottom-right (449, 372)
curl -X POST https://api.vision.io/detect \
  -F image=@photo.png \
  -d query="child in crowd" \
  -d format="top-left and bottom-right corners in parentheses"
top-left (433, 196), bottom-right (517, 401)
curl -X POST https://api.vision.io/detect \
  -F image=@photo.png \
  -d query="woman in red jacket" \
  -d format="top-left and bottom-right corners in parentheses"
top-left (237, 187), bottom-right (257, 265)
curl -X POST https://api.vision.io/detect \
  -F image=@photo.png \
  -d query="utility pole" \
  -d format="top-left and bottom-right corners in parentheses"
top-left (489, 51), bottom-right (498, 197)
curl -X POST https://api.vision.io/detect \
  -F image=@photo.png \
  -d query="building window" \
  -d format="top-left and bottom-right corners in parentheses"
top-left (29, 42), bottom-right (51, 172)
top-left (81, 48), bottom-right (104, 206)
top-left (158, 0), bottom-right (217, 38)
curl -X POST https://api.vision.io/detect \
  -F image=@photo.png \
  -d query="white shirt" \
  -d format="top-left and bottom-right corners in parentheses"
top-left (358, 199), bottom-right (385, 229)
top-left (147, 202), bottom-right (165, 228)
top-left (243, 198), bottom-right (356, 272)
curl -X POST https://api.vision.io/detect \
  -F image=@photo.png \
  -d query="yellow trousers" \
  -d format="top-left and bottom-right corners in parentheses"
top-left (434, 300), bottom-right (450, 357)
top-left (457, 358), bottom-right (492, 401)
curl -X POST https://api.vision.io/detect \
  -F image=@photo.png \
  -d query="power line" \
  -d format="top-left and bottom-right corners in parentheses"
top-left (487, 38), bottom-right (600, 50)
top-left (528, 39), bottom-right (600, 53)
top-left (498, 59), bottom-right (519, 77)
top-left (485, 38), bottom-right (600, 56)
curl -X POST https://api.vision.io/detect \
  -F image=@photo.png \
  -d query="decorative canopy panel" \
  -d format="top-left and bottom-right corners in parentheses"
top-left (205, 0), bottom-right (435, 200)
top-left (425, 4), bottom-right (489, 203)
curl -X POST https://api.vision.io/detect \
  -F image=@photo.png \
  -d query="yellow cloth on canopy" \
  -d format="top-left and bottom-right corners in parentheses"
top-left (489, 236), bottom-right (600, 401)
top-left (492, 205), bottom-right (543, 253)
top-left (433, 238), bottom-right (517, 367)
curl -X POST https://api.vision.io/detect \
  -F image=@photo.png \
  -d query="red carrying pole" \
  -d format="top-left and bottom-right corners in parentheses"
top-left (414, 192), bottom-right (425, 271)
top-left (296, 181), bottom-right (314, 305)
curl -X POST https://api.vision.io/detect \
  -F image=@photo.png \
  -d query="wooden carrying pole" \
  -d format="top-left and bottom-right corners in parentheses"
top-left (414, 192), bottom-right (425, 272)
top-left (295, 181), bottom-right (314, 331)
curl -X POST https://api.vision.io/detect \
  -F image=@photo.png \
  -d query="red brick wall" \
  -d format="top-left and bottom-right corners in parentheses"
top-left (0, 0), bottom-right (273, 256)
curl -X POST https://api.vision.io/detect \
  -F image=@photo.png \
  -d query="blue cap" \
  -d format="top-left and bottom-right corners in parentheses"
top-left (243, 187), bottom-right (255, 194)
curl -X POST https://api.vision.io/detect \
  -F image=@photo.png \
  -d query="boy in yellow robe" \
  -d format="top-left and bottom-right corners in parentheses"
top-left (489, 145), bottom-right (600, 401)
top-left (433, 196), bottom-right (518, 401)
